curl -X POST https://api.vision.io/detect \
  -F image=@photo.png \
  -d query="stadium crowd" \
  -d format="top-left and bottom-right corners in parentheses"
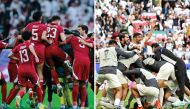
top-left (95, 0), bottom-right (190, 109)
top-left (95, 0), bottom-right (190, 62)
top-left (0, 0), bottom-right (94, 47)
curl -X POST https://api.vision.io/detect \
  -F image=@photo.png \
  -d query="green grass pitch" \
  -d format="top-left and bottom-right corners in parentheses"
top-left (0, 83), bottom-right (94, 109)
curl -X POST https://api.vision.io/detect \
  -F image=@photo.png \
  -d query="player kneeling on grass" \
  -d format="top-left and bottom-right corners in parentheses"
top-left (123, 68), bottom-right (161, 109)
top-left (8, 31), bottom-right (45, 109)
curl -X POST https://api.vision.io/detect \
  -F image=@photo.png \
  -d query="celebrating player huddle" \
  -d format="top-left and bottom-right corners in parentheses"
top-left (0, 11), bottom-right (94, 109)
top-left (96, 22), bottom-right (190, 109)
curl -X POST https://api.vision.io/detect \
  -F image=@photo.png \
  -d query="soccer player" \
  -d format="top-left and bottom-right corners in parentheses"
top-left (5, 35), bottom-right (23, 107)
top-left (143, 57), bottom-right (177, 106)
top-left (63, 25), bottom-right (93, 109)
top-left (45, 16), bottom-right (70, 94)
top-left (123, 68), bottom-right (160, 109)
top-left (0, 41), bottom-right (8, 105)
top-left (151, 43), bottom-right (190, 105)
top-left (96, 40), bottom-right (136, 108)
top-left (117, 33), bottom-right (143, 108)
top-left (8, 31), bottom-right (45, 109)
top-left (24, 11), bottom-right (51, 92)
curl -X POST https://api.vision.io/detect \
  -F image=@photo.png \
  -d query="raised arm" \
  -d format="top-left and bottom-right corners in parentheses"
top-left (144, 21), bottom-right (156, 42)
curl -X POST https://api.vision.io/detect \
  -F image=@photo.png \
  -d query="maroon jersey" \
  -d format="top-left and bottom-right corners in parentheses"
top-left (25, 21), bottom-right (47, 45)
top-left (66, 36), bottom-right (92, 60)
top-left (0, 41), bottom-right (7, 52)
top-left (12, 41), bottom-right (35, 71)
top-left (46, 22), bottom-right (64, 46)
top-left (9, 38), bottom-right (22, 63)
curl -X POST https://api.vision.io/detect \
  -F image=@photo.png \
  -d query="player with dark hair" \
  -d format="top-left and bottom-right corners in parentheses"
top-left (8, 31), bottom-right (45, 109)
top-left (61, 25), bottom-right (93, 109)
top-left (24, 11), bottom-right (51, 96)
top-left (45, 15), bottom-right (71, 96)
top-left (4, 35), bottom-right (23, 107)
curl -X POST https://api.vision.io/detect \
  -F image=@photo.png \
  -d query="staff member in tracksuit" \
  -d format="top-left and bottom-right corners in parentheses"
top-left (151, 43), bottom-right (190, 102)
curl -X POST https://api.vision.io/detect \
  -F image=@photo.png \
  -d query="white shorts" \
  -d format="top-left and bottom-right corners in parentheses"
top-left (116, 69), bottom-right (128, 84)
top-left (96, 74), bottom-right (121, 89)
top-left (119, 54), bottom-right (139, 68)
top-left (156, 63), bottom-right (176, 81)
top-left (137, 84), bottom-right (159, 97)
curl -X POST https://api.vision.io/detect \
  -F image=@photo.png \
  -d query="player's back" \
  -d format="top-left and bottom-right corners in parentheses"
top-left (13, 41), bottom-right (34, 71)
top-left (25, 21), bottom-right (47, 44)
top-left (99, 46), bottom-right (118, 67)
top-left (67, 36), bottom-right (90, 60)
top-left (46, 22), bottom-right (63, 46)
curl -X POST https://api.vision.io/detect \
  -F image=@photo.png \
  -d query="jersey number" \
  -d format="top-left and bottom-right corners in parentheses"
top-left (104, 49), bottom-right (109, 60)
top-left (19, 49), bottom-right (29, 63)
top-left (47, 27), bottom-right (57, 38)
top-left (32, 28), bottom-right (38, 40)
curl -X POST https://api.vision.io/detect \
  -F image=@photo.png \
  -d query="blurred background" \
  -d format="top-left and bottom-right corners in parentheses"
top-left (0, 0), bottom-right (94, 47)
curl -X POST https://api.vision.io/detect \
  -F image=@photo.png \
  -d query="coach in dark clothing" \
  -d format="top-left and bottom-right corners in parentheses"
top-left (151, 43), bottom-right (190, 101)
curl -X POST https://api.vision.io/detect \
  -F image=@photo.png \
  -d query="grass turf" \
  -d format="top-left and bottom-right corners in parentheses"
top-left (0, 83), bottom-right (94, 109)
top-left (96, 90), bottom-right (189, 109)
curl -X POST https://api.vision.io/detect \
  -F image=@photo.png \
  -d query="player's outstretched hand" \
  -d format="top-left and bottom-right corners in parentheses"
top-left (35, 56), bottom-right (39, 63)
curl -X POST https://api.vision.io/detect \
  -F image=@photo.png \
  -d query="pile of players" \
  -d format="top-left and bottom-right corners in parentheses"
top-left (0, 11), bottom-right (94, 109)
top-left (96, 22), bottom-right (190, 109)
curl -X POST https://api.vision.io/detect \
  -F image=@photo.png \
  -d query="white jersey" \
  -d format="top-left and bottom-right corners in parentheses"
top-left (99, 47), bottom-right (118, 67)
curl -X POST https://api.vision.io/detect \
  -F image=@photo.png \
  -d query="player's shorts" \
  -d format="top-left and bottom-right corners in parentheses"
top-left (72, 58), bottom-right (90, 81)
top-left (34, 43), bottom-right (45, 64)
top-left (137, 84), bottom-right (159, 98)
top-left (116, 69), bottom-right (128, 84)
top-left (45, 45), bottom-right (67, 67)
top-left (8, 62), bottom-right (18, 83)
top-left (18, 69), bottom-right (39, 87)
top-left (96, 74), bottom-right (121, 88)
top-left (119, 54), bottom-right (139, 68)
top-left (156, 63), bottom-right (176, 81)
